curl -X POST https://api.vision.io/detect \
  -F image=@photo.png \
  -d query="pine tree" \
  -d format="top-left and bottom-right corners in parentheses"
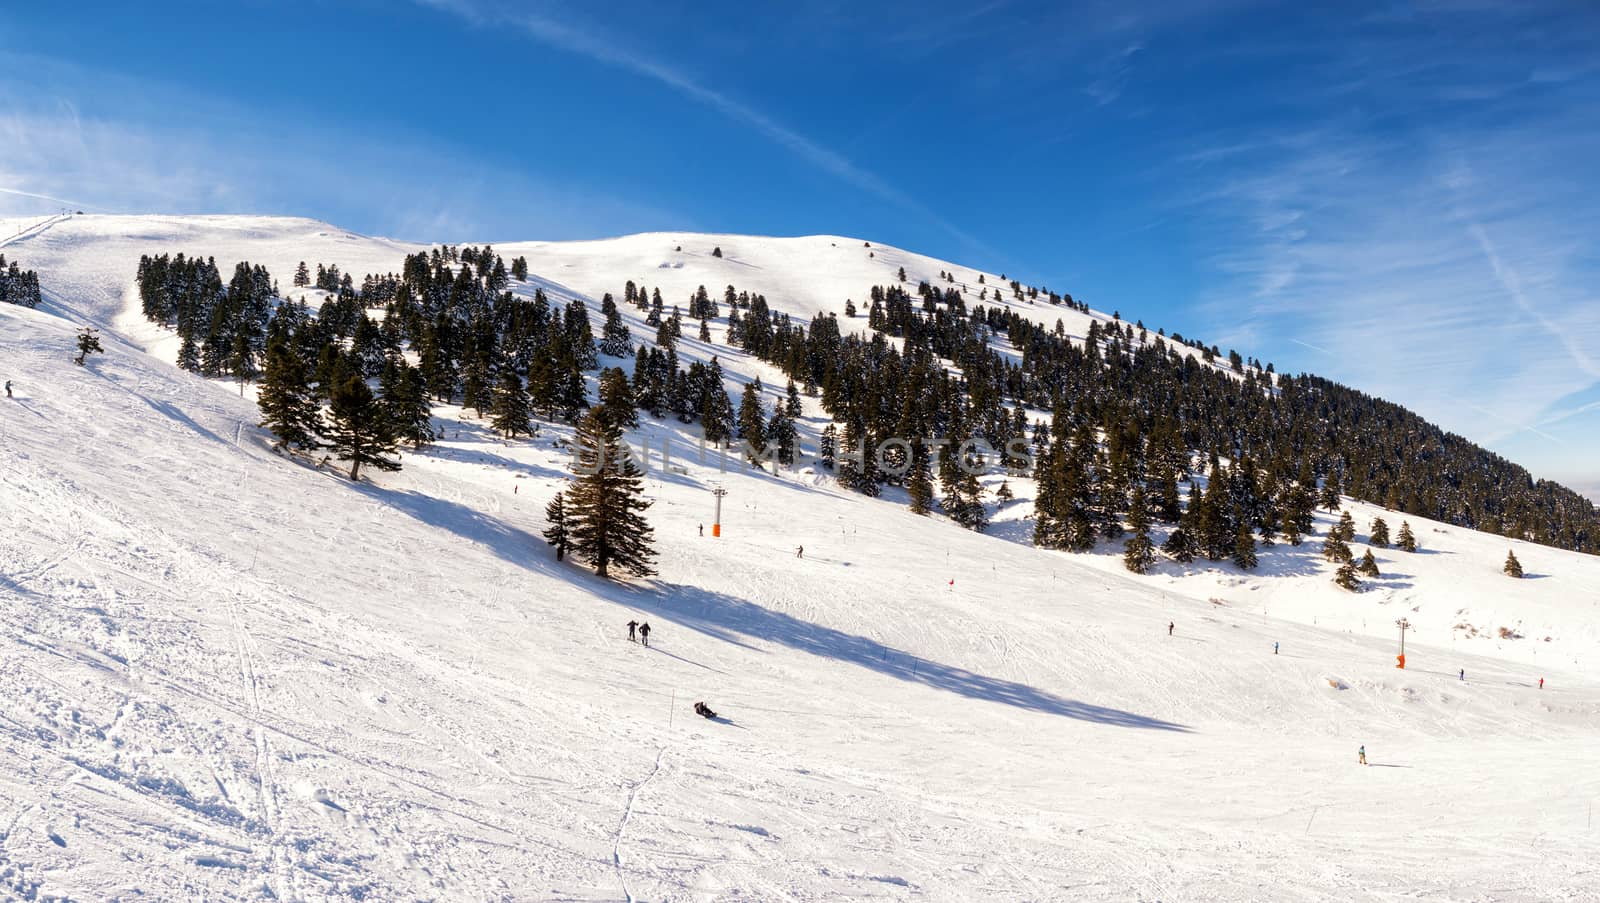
top-left (1335, 561), bottom-right (1361, 591)
top-left (326, 376), bottom-right (401, 481)
top-left (907, 448), bottom-right (934, 515)
top-left (737, 381), bottom-right (766, 459)
top-left (543, 492), bottom-right (570, 561)
top-left (1358, 548), bottom-right (1381, 577)
top-left (767, 407), bottom-right (798, 467)
top-left (229, 331), bottom-right (257, 393)
top-left (1162, 524), bottom-right (1198, 563)
top-left (1322, 530), bottom-right (1352, 563)
top-left (1319, 474), bottom-right (1342, 510)
top-left (996, 480), bottom-right (1014, 503)
top-left (564, 410), bottom-right (656, 579)
top-left (382, 361), bottom-right (436, 449)
top-left (1370, 517), bottom-right (1391, 547)
top-left (293, 261), bottom-right (310, 287)
top-left (1397, 520), bottom-right (1418, 552)
top-left (1503, 549), bottom-right (1523, 578)
top-left (1232, 523), bottom-right (1258, 570)
top-left (597, 367), bottom-right (637, 430)
top-left (257, 339), bottom-right (321, 451)
top-left (1335, 509), bottom-right (1356, 542)
top-left (74, 327), bottom-right (104, 366)
top-left (490, 370), bottom-right (533, 438)
top-left (785, 379), bottom-right (803, 417)
top-left (1124, 485), bottom-right (1156, 573)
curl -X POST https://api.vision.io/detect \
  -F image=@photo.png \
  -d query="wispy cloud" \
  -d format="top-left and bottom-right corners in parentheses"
top-left (418, 0), bottom-right (1007, 263)
top-left (1174, 5), bottom-right (1600, 485)
top-left (0, 53), bottom-right (686, 241)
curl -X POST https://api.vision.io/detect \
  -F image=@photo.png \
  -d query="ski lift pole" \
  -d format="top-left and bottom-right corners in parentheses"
top-left (711, 486), bottom-right (727, 537)
top-left (1395, 617), bottom-right (1410, 669)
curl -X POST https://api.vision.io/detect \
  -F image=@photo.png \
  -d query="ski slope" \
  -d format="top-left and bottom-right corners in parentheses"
top-left (1, 216), bottom-right (1598, 900)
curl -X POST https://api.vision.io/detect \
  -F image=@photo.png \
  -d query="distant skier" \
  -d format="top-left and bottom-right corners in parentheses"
top-left (627, 619), bottom-right (638, 642)
top-left (1539, 677), bottom-right (1544, 689)
top-left (4, 380), bottom-right (10, 398)
top-left (1459, 669), bottom-right (1464, 681)
top-left (1168, 622), bottom-right (1174, 637)
top-left (1358, 745), bottom-right (1367, 765)
top-left (639, 622), bottom-right (651, 647)
top-left (694, 701), bottom-right (717, 719)
top-left (698, 523), bottom-right (704, 536)
top-left (796, 545), bottom-right (804, 559)
top-left (1274, 642), bottom-right (1279, 655)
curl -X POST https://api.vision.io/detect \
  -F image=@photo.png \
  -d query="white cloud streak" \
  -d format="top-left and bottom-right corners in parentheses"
top-left (419, 0), bottom-right (1005, 262)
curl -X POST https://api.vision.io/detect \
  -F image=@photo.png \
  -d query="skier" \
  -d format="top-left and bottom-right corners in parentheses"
top-left (1168, 622), bottom-right (1174, 637)
top-left (698, 523), bottom-right (704, 537)
top-left (796, 545), bottom-right (804, 559)
top-left (1539, 677), bottom-right (1544, 689)
top-left (627, 619), bottom-right (638, 642)
top-left (1274, 641), bottom-right (1279, 655)
top-left (693, 701), bottom-right (717, 719)
top-left (1358, 745), bottom-right (1367, 765)
top-left (639, 622), bottom-right (651, 647)
top-left (1459, 669), bottom-right (1464, 681)
top-left (4, 380), bottom-right (10, 398)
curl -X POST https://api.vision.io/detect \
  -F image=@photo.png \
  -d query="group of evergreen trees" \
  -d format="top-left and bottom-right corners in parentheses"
top-left (0, 254), bottom-right (43, 308)
top-left (708, 272), bottom-right (1597, 554)
top-left (137, 254), bottom-right (276, 380)
top-left (134, 238), bottom-right (1599, 576)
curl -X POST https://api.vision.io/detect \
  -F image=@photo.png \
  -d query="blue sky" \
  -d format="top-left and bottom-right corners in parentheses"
top-left (2, 1), bottom-right (1597, 497)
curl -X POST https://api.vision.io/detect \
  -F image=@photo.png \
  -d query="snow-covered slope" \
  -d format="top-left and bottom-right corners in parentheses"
top-left (2, 216), bottom-right (1598, 900)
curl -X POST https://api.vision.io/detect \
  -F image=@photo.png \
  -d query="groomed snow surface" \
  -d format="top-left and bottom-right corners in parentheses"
top-left (1, 215), bottom-right (1598, 901)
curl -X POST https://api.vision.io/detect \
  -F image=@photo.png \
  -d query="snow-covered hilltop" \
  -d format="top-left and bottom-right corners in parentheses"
top-left (2, 213), bottom-right (1597, 900)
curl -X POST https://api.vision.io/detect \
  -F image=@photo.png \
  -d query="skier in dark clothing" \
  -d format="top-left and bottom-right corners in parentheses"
top-left (639, 622), bottom-right (651, 647)
top-left (796, 545), bottom-right (803, 559)
top-left (627, 620), bottom-right (638, 642)
top-left (1459, 669), bottom-right (1464, 681)
top-left (4, 380), bottom-right (10, 398)
top-left (698, 524), bottom-right (703, 536)
top-left (1168, 622), bottom-right (1174, 636)
top-left (694, 701), bottom-right (717, 719)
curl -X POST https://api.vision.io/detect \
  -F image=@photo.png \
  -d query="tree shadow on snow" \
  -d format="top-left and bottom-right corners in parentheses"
top-left (634, 581), bottom-right (1191, 732)
top-left (351, 480), bottom-right (1188, 732)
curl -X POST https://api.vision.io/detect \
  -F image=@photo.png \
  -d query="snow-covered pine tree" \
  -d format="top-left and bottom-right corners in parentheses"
top-left (564, 410), bottom-right (656, 579)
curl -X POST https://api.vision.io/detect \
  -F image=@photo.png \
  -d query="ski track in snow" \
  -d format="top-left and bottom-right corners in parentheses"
top-left (0, 215), bottom-right (1597, 899)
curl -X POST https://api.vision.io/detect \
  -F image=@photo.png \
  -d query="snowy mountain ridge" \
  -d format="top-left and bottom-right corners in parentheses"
top-left (2, 213), bottom-right (1598, 900)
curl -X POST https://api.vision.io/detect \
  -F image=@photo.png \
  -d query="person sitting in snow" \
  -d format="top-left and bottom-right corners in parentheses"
top-left (694, 701), bottom-right (717, 719)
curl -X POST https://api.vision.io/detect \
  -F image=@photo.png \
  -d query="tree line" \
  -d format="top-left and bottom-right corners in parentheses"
top-left (0, 254), bottom-right (43, 308)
